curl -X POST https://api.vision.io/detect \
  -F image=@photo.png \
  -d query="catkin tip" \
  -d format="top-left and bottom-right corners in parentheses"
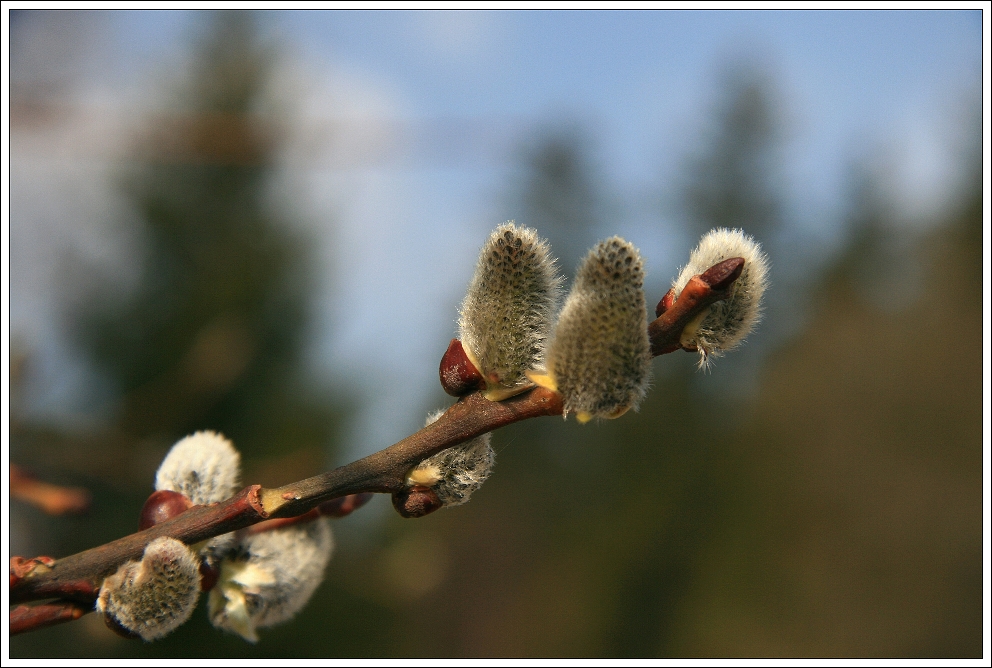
top-left (672, 228), bottom-right (769, 368)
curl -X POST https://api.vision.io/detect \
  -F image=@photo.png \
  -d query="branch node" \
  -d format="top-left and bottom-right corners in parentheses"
top-left (246, 484), bottom-right (268, 518)
top-left (10, 556), bottom-right (55, 588)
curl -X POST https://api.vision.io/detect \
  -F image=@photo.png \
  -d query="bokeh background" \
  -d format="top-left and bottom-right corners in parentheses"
top-left (6, 9), bottom-right (985, 658)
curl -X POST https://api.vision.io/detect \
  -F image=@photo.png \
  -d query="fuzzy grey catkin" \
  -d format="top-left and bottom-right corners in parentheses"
top-left (96, 537), bottom-right (201, 641)
top-left (672, 228), bottom-right (768, 368)
top-left (406, 410), bottom-right (495, 506)
top-left (155, 431), bottom-right (241, 506)
top-left (208, 518), bottom-right (334, 643)
top-left (458, 222), bottom-right (561, 400)
top-left (535, 237), bottom-right (651, 423)
top-left (156, 430), bottom-right (242, 564)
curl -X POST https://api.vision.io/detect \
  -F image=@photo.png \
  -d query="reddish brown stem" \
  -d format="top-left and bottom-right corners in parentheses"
top-left (8, 258), bottom-right (741, 627)
top-left (10, 602), bottom-right (89, 635)
top-left (10, 390), bottom-right (564, 607)
top-left (10, 485), bottom-right (268, 605)
top-left (647, 257), bottom-right (744, 356)
top-left (261, 387), bottom-right (565, 519)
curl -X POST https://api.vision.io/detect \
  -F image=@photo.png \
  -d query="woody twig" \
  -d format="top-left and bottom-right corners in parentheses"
top-left (9, 257), bottom-right (745, 636)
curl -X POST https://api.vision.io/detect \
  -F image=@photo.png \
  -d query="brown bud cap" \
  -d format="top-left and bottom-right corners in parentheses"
top-left (439, 338), bottom-right (485, 396)
top-left (391, 485), bottom-right (443, 518)
top-left (655, 288), bottom-right (677, 318)
top-left (671, 228), bottom-right (768, 368)
top-left (699, 256), bottom-right (745, 291)
top-left (139, 489), bottom-right (193, 531)
top-left (10, 556), bottom-right (56, 589)
top-left (199, 560), bottom-right (220, 593)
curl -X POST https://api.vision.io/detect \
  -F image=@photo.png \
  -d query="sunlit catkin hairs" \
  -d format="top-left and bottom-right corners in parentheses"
top-left (155, 430), bottom-right (242, 564)
top-left (530, 237), bottom-right (652, 423)
top-left (208, 518), bottom-right (334, 643)
top-left (96, 537), bottom-right (201, 641)
top-left (405, 410), bottom-right (495, 507)
top-left (672, 228), bottom-right (768, 369)
top-left (155, 431), bottom-right (241, 506)
top-left (458, 222), bottom-right (561, 400)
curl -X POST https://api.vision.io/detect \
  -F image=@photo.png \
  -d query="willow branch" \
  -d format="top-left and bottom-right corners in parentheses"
top-left (9, 388), bottom-right (564, 607)
top-left (9, 259), bottom-right (742, 624)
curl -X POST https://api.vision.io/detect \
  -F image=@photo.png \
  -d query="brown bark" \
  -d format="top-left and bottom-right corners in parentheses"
top-left (9, 259), bottom-right (742, 635)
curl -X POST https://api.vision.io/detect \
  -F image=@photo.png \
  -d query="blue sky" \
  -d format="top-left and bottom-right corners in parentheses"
top-left (8, 9), bottom-right (984, 460)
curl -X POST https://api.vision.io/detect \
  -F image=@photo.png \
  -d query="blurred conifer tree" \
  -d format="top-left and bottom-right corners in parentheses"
top-left (370, 66), bottom-right (796, 659)
top-left (11, 11), bottom-right (358, 658)
top-left (681, 66), bottom-right (783, 245)
top-left (11, 33), bottom-right (980, 658)
top-left (658, 116), bottom-right (983, 657)
top-left (512, 127), bottom-right (605, 279)
top-left (73, 11), bottom-right (340, 466)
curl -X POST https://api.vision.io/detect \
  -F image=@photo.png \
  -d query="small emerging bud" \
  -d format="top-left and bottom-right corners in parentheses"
top-left (392, 485), bottom-right (444, 518)
top-left (672, 228), bottom-right (768, 368)
top-left (439, 338), bottom-right (485, 396)
top-left (138, 490), bottom-right (193, 531)
top-left (458, 222), bottom-right (561, 401)
top-left (208, 518), bottom-right (334, 643)
top-left (96, 537), bottom-right (201, 642)
top-left (530, 237), bottom-right (651, 423)
top-left (397, 410), bottom-right (495, 515)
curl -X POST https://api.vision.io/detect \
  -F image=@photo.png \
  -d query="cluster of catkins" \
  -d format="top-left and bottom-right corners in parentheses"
top-left (96, 224), bottom-right (767, 641)
top-left (405, 222), bottom-right (767, 514)
top-left (96, 432), bottom-right (333, 643)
